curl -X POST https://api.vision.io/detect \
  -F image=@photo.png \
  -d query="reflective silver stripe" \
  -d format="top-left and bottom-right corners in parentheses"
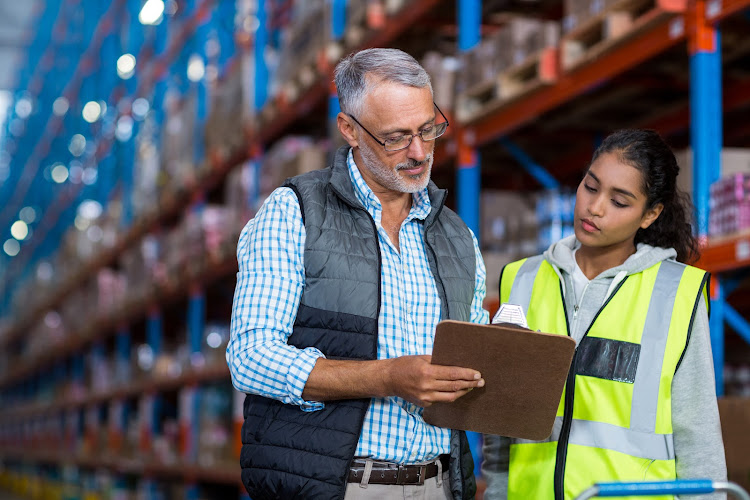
top-left (508, 255), bottom-right (545, 316)
top-left (513, 417), bottom-right (675, 461)
top-left (568, 419), bottom-right (675, 461)
top-left (630, 261), bottom-right (686, 433)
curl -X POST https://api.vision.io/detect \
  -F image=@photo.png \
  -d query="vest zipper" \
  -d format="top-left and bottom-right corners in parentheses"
top-left (553, 277), bottom-right (628, 500)
top-left (337, 212), bottom-right (382, 500)
top-left (424, 192), bottom-right (451, 321)
top-left (365, 214), bottom-right (383, 328)
top-left (554, 279), bottom-right (573, 500)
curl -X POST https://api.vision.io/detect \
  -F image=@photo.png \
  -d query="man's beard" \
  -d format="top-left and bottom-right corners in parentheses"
top-left (359, 140), bottom-right (433, 194)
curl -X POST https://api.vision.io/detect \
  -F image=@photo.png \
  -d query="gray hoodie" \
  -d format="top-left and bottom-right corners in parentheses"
top-left (482, 235), bottom-right (727, 499)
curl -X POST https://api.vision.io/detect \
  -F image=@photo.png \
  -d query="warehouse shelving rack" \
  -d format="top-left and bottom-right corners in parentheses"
top-left (0, 1), bottom-right (470, 498)
top-left (449, 0), bottom-right (750, 393)
top-left (1, 0), bottom-right (750, 497)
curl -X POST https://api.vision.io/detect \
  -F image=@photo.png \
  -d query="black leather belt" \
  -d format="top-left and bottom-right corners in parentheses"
top-left (347, 455), bottom-right (449, 485)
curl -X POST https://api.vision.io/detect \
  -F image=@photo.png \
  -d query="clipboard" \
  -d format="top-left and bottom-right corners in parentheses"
top-left (423, 320), bottom-right (576, 440)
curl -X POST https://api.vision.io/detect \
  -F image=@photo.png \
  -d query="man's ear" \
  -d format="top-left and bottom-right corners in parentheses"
top-left (337, 112), bottom-right (359, 148)
top-left (640, 203), bottom-right (664, 229)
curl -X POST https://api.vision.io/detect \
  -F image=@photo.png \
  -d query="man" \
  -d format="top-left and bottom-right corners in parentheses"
top-left (227, 48), bottom-right (489, 500)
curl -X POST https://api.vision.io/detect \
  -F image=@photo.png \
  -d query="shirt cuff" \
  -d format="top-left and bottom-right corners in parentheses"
top-left (286, 347), bottom-right (326, 411)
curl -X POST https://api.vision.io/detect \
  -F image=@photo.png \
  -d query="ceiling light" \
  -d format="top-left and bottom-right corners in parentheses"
top-left (53, 97), bottom-right (69, 116)
top-left (117, 54), bottom-right (136, 79)
top-left (69, 134), bottom-right (86, 157)
top-left (139, 0), bottom-right (165, 25)
top-left (10, 221), bottom-right (28, 240)
top-left (3, 239), bottom-right (19, 257)
top-left (187, 54), bottom-right (205, 82)
top-left (20, 207), bottom-right (37, 224)
top-left (116, 116), bottom-right (134, 142)
top-left (51, 163), bottom-right (69, 183)
top-left (15, 97), bottom-right (32, 119)
top-left (131, 98), bottom-right (150, 119)
top-left (82, 101), bottom-right (102, 123)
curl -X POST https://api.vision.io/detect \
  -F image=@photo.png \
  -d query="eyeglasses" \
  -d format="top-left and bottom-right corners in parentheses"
top-left (347, 103), bottom-right (450, 152)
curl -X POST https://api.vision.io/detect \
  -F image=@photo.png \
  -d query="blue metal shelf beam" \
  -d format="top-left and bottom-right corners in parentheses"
top-left (0, 0), bottom-right (218, 313)
top-left (500, 138), bottom-right (560, 190)
top-left (456, 0), bottom-right (482, 242)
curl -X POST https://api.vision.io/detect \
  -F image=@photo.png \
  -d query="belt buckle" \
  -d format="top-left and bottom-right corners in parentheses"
top-left (397, 464), bottom-right (424, 485)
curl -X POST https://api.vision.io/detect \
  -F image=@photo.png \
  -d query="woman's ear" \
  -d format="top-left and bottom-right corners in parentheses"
top-left (641, 203), bottom-right (664, 229)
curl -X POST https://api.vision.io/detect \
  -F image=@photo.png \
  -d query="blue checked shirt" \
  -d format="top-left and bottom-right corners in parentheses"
top-left (228, 148), bottom-right (489, 463)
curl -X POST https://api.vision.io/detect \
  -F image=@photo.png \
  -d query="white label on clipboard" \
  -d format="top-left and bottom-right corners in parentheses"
top-left (491, 303), bottom-right (529, 329)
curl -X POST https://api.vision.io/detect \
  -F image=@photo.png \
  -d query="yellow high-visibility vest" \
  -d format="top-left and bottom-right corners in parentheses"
top-left (500, 256), bottom-right (709, 500)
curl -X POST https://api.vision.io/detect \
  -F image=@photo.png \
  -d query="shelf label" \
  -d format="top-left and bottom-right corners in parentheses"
top-left (736, 240), bottom-right (750, 261)
top-left (669, 18), bottom-right (684, 39)
top-left (706, 0), bottom-right (721, 18)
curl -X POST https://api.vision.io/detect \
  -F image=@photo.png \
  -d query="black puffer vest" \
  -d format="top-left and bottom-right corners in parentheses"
top-left (241, 146), bottom-right (478, 499)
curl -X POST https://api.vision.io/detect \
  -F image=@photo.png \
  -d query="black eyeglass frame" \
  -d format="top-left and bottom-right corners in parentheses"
top-left (347, 102), bottom-right (450, 152)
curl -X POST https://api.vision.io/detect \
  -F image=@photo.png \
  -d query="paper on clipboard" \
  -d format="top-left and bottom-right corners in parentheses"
top-left (423, 320), bottom-right (575, 440)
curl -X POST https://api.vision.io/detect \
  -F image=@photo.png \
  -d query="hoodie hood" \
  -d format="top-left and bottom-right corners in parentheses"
top-left (544, 234), bottom-right (677, 279)
top-left (543, 236), bottom-right (679, 337)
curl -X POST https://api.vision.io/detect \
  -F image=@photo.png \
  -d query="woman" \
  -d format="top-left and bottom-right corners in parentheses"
top-left (482, 129), bottom-right (726, 500)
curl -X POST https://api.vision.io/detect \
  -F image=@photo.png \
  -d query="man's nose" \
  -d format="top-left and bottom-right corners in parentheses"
top-left (407, 134), bottom-right (428, 161)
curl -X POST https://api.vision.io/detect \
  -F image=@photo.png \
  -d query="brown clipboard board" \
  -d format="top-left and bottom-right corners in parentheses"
top-left (423, 320), bottom-right (576, 440)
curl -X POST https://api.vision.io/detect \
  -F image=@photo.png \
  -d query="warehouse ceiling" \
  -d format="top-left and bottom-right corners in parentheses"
top-left (0, 1), bottom-right (41, 91)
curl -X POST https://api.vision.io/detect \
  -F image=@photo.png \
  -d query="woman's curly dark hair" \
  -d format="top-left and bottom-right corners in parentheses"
top-left (592, 129), bottom-right (700, 264)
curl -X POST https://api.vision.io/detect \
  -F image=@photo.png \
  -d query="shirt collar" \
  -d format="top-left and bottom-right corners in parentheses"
top-left (346, 148), bottom-right (432, 222)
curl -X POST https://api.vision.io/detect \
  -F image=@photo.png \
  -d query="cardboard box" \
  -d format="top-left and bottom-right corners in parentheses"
top-left (718, 397), bottom-right (750, 491)
top-left (494, 17), bottom-right (560, 70)
top-left (481, 190), bottom-right (538, 255)
top-left (483, 251), bottom-right (518, 302)
top-left (675, 148), bottom-right (750, 199)
top-left (260, 138), bottom-right (327, 196)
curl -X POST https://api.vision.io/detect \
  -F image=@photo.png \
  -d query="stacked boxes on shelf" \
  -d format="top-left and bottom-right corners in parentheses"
top-left (161, 92), bottom-right (199, 189)
top-left (481, 190), bottom-right (539, 257)
top-left (121, 236), bottom-right (165, 301)
top-left (724, 364), bottom-right (750, 397)
top-left (182, 205), bottom-right (236, 268)
top-left (537, 189), bottom-right (576, 252)
top-left (562, 0), bottom-right (619, 33)
top-left (206, 56), bottom-right (251, 159)
top-left (197, 383), bottom-right (233, 468)
top-left (708, 174), bottom-right (750, 238)
top-left (457, 15), bottom-right (560, 121)
top-left (480, 190), bottom-right (539, 294)
top-left (341, 0), bottom-right (379, 48)
top-left (274, 1), bottom-right (331, 105)
top-left (492, 15), bottom-right (560, 72)
top-left (674, 148), bottom-right (750, 238)
top-left (560, 0), bottom-right (663, 69)
top-left (421, 52), bottom-right (459, 114)
top-left (260, 137), bottom-right (327, 198)
top-left (224, 160), bottom-right (259, 234)
top-left (133, 113), bottom-right (165, 220)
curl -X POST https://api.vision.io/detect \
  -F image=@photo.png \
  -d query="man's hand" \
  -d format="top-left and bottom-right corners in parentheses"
top-left (383, 355), bottom-right (484, 407)
top-left (302, 356), bottom-right (484, 405)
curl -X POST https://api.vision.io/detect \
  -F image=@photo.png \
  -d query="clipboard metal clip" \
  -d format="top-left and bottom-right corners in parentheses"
top-left (491, 303), bottom-right (529, 329)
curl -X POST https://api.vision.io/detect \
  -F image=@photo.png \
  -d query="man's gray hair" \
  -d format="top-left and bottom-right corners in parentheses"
top-left (334, 48), bottom-right (432, 117)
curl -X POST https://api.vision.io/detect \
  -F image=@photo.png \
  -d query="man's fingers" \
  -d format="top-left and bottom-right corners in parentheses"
top-left (421, 387), bottom-right (477, 405)
top-left (433, 378), bottom-right (485, 393)
top-left (430, 364), bottom-right (483, 382)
